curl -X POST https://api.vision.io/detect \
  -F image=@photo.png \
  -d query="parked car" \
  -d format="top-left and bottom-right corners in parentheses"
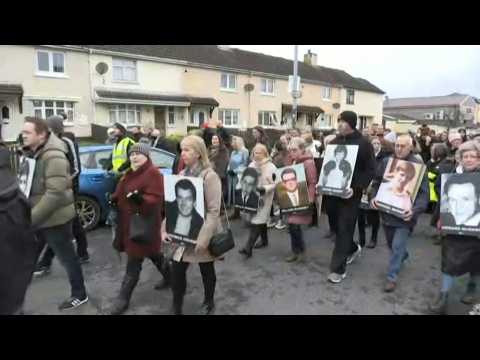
top-left (78, 145), bottom-right (176, 231)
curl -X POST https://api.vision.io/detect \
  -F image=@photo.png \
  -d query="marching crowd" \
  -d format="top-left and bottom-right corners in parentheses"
top-left (1, 111), bottom-right (480, 315)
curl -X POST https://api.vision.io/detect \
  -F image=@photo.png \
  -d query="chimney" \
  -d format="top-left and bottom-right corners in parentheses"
top-left (304, 49), bottom-right (317, 66)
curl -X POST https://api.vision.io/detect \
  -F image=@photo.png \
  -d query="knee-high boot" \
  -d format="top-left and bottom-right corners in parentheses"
top-left (106, 273), bottom-right (139, 315)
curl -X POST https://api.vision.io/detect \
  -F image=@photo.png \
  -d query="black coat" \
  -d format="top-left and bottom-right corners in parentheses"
top-left (0, 145), bottom-right (37, 315)
top-left (165, 201), bottom-right (204, 240)
top-left (234, 189), bottom-right (260, 210)
top-left (330, 130), bottom-right (376, 191)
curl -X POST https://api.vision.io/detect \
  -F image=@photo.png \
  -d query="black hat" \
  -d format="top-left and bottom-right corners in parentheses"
top-left (338, 111), bottom-right (357, 130)
top-left (113, 122), bottom-right (127, 135)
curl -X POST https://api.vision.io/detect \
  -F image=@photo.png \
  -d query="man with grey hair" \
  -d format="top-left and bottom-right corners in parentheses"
top-left (371, 134), bottom-right (429, 292)
top-left (34, 114), bottom-right (90, 277)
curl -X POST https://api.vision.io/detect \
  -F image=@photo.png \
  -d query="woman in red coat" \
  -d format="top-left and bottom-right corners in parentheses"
top-left (105, 143), bottom-right (169, 315)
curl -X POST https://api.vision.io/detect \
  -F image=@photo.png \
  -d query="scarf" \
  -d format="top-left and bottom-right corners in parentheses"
top-left (183, 162), bottom-right (205, 177)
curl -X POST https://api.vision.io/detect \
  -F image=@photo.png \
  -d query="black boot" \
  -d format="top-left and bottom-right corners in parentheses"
top-left (366, 233), bottom-right (377, 249)
top-left (172, 295), bottom-right (184, 315)
top-left (197, 300), bottom-right (215, 315)
top-left (105, 274), bottom-right (139, 315)
top-left (152, 256), bottom-right (171, 291)
top-left (254, 224), bottom-right (268, 249)
top-left (428, 291), bottom-right (448, 315)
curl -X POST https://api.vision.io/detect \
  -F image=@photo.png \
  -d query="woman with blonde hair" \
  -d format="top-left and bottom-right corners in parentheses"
top-left (239, 143), bottom-right (277, 258)
top-left (227, 136), bottom-right (250, 218)
top-left (161, 135), bottom-right (223, 315)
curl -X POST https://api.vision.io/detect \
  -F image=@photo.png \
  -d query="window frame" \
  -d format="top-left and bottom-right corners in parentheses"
top-left (322, 86), bottom-right (332, 100)
top-left (258, 111), bottom-right (279, 128)
top-left (260, 78), bottom-right (275, 96)
top-left (218, 108), bottom-right (240, 128)
top-left (35, 50), bottom-right (67, 78)
top-left (108, 104), bottom-right (142, 126)
top-left (167, 106), bottom-right (176, 128)
top-left (112, 57), bottom-right (138, 83)
top-left (346, 88), bottom-right (355, 105)
top-left (32, 100), bottom-right (75, 125)
top-left (220, 73), bottom-right (237, 92)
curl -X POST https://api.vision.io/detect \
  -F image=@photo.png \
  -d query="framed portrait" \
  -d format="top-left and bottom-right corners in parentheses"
top-left (17, 156), bottom-right (36, 198)
top-left (440, 173), bottom-right (480, 236)
top-left (375, 158), bottom-right (426, 218)
top-left (164, 175), bottom-right (205, 246)
top-left (234, 167), bottom-right (260, 213)
top-left (318, 144), bottom-right (358, 197)
top-left (275, 163), bottom-right (311, 214)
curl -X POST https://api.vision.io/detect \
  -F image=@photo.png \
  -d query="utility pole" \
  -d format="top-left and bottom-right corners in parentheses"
top-left (292, 45), bottom-right (299, 128)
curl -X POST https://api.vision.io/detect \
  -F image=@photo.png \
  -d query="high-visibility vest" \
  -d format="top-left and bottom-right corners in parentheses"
top-left (112, 137), bottom-right (135, 172)
top-left (428, 171), bottom-right (438, 202)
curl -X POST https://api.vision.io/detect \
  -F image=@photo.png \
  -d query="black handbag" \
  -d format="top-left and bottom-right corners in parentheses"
top-left (129, 210), bottom-right (156, 245)
top-left (208, 193), bottom-right (235, 257)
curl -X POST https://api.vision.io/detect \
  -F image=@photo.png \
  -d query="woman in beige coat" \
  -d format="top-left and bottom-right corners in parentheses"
top-left (161, 135), bottom-right (222, 315)
top-left (239, 144), bottom-right (277, 258)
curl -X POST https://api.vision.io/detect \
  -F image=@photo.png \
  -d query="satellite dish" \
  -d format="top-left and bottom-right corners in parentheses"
top-left (244, 83), bottom-right (254, 92)
top-left (333, 103), bottom-right (340, 109)
top-left (96, 62), bottom-right (109, 75)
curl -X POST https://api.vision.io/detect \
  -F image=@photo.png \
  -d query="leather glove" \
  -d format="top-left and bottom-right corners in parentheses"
top-left (127, 190), bottom-right (144, 205)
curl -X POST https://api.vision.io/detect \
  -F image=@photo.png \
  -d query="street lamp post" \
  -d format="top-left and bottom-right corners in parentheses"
top-left (292, 45), bottom-right (299, 128)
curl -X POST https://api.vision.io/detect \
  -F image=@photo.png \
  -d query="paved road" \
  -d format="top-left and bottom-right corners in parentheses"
top-left (24, 213), bottom-right (476, 315)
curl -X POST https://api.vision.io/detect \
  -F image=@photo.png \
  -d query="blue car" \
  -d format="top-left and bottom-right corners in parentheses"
top-left (78, 145), bottom-right (176, 231)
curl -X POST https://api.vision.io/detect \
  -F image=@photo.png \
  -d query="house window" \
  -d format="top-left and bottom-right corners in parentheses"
top-left (261, 78), bottom-right (275, 95)
top-left (168, 106), bottom-right (176, 127)
top-left (319, 114), bottom-right (332, 127)
top-left (466, 107), bottom-right (472, 114)
top-left (33, 100), bottom-right (74, 123)
top-left (109, 104), bottom-right (141, 126)
top-left (219, 109), bottom-right (240, 127)
top-left (258, 111), bottom-right (278, 127)
top-left (322, 86), bottom-right (332, 99)
top-left (306, 113), bottom-right (315, 127)
top-left (112, 58), bottom-right (137, 82)
top-left (435, 111), bottom-right (444, 120)
top-left (221, 73), bottom-right (236, 91)
top-left (36, 50), bottom-right (65, 75)
top-left (346, 89), bottom-right (355, 105)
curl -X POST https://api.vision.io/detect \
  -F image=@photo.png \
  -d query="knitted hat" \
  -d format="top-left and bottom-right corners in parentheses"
top-left (338, 111), bottom-right (357, 130)
top-left (113, 122), bottom-right (127, 135)
top-left (128, 142), bottom-right (150, 158)
top-left (46, 115), bottom-right (64, 135)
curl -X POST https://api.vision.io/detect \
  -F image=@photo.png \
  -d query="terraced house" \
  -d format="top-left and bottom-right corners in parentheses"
top-left (0, 45), bottom-right (385, 141)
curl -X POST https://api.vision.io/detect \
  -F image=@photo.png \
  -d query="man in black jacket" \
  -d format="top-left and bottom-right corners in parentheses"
top-left (34, 115), bottom-right (90, 277)
top-left (322, 111), bottom-right (376, 284)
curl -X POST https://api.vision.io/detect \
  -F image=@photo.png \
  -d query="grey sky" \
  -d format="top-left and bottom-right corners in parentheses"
top-left (230, 45), bottom-right (480, 99)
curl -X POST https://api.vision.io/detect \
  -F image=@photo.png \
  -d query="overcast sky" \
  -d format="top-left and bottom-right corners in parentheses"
top-left (230, 45), bottom-right (480, 99)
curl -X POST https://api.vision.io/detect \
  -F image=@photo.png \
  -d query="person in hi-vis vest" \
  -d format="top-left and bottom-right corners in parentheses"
top-left (107, 123), bottom-right (136, 174)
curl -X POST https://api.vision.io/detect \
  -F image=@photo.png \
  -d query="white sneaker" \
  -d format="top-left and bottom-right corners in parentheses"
top-left (275, 221), bottom-right (287, 230)
top-left (328, 272), bottom-right (347, 284)
top-left (267, 219), bottom-right (277, 228)
top-left (346, 244), bottom-right (362, 265)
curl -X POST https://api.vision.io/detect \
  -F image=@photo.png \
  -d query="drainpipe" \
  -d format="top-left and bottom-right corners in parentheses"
top-left (87, 48), bottom-right (96, 130)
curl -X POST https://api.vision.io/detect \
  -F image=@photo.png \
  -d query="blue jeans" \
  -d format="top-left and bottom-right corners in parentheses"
top-left (383, 226), bottom-right (411, 282)
top-left (36, 221), bottom-right (87, 299)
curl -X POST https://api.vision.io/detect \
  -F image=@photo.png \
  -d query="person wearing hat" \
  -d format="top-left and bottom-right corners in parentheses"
top-left (320, 111), bottom-right (376, 284)
top-left (0, 140), bottom-right (37, 314)
top-left (34, 115), bottom-right (90, 277)
top-left (105, 142), bottom-right (170, 315)
top-left (107, 122), bottom-right (136, 175)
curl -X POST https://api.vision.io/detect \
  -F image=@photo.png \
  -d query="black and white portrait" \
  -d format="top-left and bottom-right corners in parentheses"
top-left (164, 175), bottom-right (205, 245)
top-left (318, 144), bottom-right (358, 197)
top-left (17, 156), bottom-right (36, 198)
top-left (440, 173), bottom-right (480, 236)
top-left (234, 167), bottom-right (260, 212)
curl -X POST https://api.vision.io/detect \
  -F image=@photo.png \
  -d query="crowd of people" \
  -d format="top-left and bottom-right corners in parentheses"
top-left (1, 111), bottom-right (480, 316)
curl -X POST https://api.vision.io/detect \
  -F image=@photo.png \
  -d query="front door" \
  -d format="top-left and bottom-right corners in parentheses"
top-left (0, 101), bottom-right (14, 141)
top-left (154, 107), bottom-right (166, 133)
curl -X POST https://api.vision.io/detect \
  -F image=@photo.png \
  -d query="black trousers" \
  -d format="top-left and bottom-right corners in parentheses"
top-left (357, 209), bottom-right (380, 247)
top-left (245, 223), bottom-right (268, 251)
top-left (125, 253), bottom-right (168, 279)
top-left (171, 260), bottom-right (216, 307)
top-left (324, 195), bottom-right (338, 234)
top-left (329, 191), bottom-right (362, 274)
top-left (289, 224), bottom-right (305, 254)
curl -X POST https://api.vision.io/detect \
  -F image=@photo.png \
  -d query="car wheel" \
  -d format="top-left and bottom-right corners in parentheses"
top-left (76, 195), bottom-right (101, 231)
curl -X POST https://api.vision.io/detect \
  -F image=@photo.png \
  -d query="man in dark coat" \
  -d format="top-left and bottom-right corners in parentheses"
top-left (324, 111), bottom-right (376, 284)
top-left (166, 178), bottom-right (204, 241)
top-left (0, 141), bottom-right (37, 315)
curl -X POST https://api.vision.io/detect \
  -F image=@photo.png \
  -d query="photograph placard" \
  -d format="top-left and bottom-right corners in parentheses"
top-left (164, 175), bottom-right (205, 246)
top-left (234, 167), bottom-right (260, 213)
top-left (17, 156), bottom-right (36, 198)
top-left (375, 158), bottom-right (426, 218)
top-left (440, 173), bottom-right (480, 236)
top-left (275, 163), bottom-right (311, 214)
top-left (318, 144), bottom-right (358, 197)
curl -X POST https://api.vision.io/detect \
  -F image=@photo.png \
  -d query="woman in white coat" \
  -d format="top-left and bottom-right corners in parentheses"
top-left (239, 144), bottom-right (277, 258)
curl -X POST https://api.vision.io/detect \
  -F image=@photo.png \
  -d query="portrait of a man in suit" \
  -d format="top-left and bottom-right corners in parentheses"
top-left (442, 174), bottom-right (480, 227)
top-left (277, 167), bottom-right (309, 209)
top-left (166, 178), bottom-right (204, 240)
top-left (235, 167), bottom-right (260, 211)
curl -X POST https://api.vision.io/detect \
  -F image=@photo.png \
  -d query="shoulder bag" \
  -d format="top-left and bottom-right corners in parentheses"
top-left (209, 194), bottom-right (235, 257)
top-left (129, 209), bottom-right (156, 245)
